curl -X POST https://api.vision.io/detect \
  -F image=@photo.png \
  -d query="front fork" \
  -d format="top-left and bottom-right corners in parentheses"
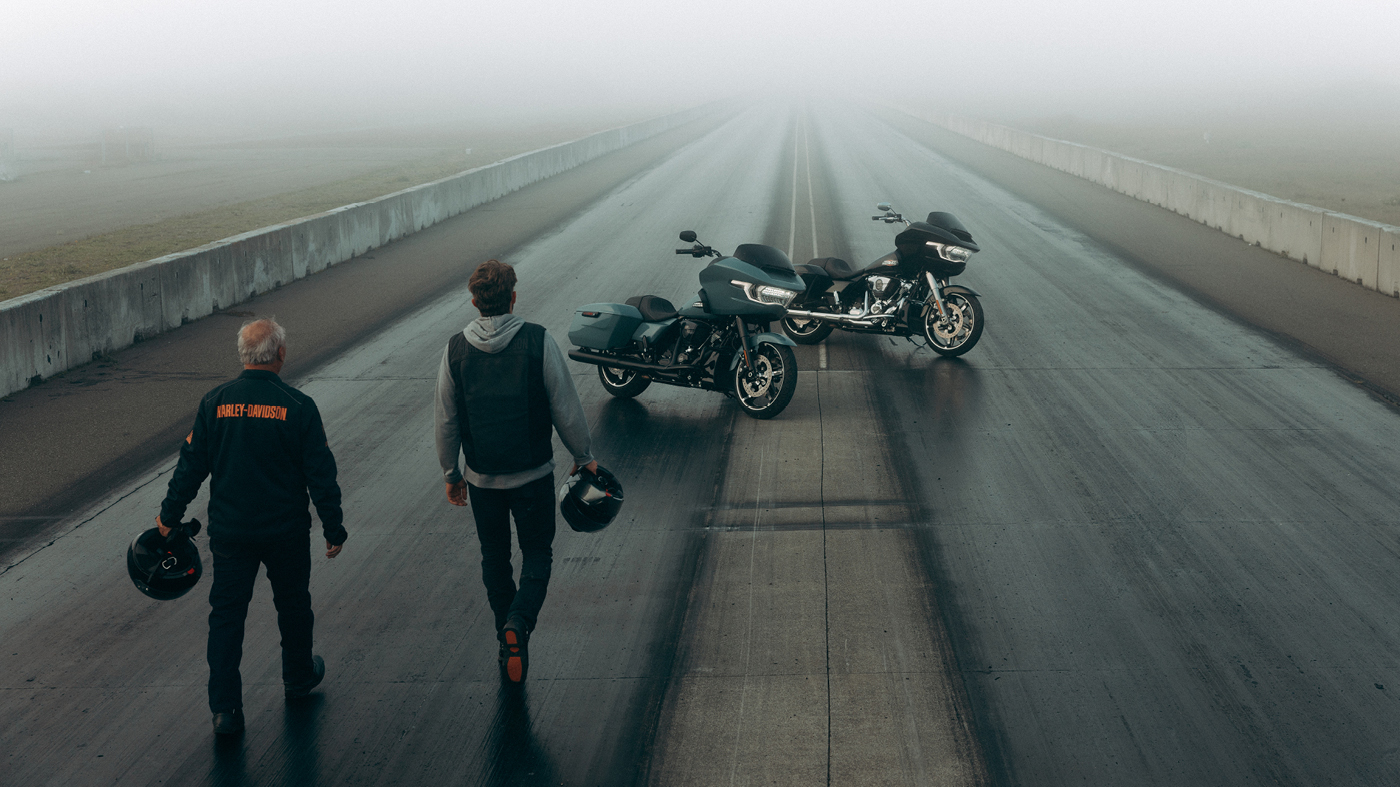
top-left (734, 317), bottom-right (753, 370)
top-left (924, 272), bottom-right (949, 319)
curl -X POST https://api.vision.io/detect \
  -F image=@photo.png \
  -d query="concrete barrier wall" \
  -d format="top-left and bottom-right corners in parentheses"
top-left (1322, 213), bottom-right (1385, 289)
top-left (99, 127), bottom-right (155, 165)
top-left (0, 105), bottom-right (715, 398)
top-left (919, 111), bottom-right (1400, 300)
top-left (0, 127), bottom-right (14, 182)
top-left (1380, 228), bottom-right (1400, 298)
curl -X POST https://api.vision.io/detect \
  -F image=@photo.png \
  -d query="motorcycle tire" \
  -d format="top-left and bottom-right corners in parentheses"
top-left (780, 314), bottom-right (834, 345)
top-left (598, 365), bottom-right (651, 398)
top-left (923, 293), bottom-right (984, 357)
top-left (732, 343), bottom-right (797, 419)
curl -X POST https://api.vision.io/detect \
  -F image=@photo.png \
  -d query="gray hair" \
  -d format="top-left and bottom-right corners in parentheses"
top-left (238, 318), bottom-right (286, 365)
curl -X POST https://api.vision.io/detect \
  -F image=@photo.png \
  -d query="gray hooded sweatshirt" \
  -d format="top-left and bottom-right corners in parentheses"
top-left (434, 313), bottom-right (594, 489)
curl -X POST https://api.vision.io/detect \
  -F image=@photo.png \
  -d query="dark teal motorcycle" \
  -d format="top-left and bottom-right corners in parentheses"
top-left (567, 231), bottom-right (803, 419)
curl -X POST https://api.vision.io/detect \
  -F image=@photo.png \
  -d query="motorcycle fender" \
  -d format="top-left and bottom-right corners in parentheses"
top-left (730, 332), bottom-right (796, 371)
top-left (940, 284), bottom-right (981, 298)
top-left (747, 331), bottom-right (796, 350)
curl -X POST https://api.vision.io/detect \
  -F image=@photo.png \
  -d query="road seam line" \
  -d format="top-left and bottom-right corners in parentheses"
top-left (819, 368), bottom-right (833, 785)
top-left (1, 462), bottom-right (175, 577)
top-left (788, 115), bottom-right (800, 259)
top-left (727, 445), bottom-right (764, 787)
top-left (805, 115), bottom-right (819, 259)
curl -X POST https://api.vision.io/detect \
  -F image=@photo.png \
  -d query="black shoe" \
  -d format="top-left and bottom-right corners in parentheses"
top-left (212, 709), bottom-right (245, 735)
top-left (498, 623), bottom-right (529, 684)
top-left (285, 655), bottom-right (326, 699)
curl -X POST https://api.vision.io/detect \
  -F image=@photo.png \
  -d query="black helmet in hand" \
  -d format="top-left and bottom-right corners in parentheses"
top-left (127, 519), bottom-right (204, 601)
top-left (559, 466), bottom-right (624, 533)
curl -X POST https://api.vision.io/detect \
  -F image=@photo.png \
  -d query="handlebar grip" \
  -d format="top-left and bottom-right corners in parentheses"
top-left (871, 216), bottom-right (883, 221)
top-left (675, 248), bottom-right (692, 254)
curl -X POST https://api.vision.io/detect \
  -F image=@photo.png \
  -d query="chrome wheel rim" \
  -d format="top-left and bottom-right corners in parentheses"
top-left (783, 315), bottom-right (823, 336)
top-left (928, 295), bottom-right (973, 347)
top-left (602, 367), bottom-right (635, 386)
top-left (737, 347), bottom-right (785, 409)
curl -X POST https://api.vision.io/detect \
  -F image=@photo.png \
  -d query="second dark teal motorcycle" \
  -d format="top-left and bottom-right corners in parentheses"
top-left (567, 231), bottom-right (803, 419)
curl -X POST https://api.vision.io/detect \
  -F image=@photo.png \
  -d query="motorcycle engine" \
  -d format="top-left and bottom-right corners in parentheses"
top-left (869, 277), bottom-right (914, 318)
top-left (867, 275), bottom-right (899, 299)
top-left (676, 319), bottom-right (713, 364)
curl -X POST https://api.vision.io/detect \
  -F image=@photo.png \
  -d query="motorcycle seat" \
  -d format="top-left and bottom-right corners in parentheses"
top-left (625, 295), bottom-right (679, 322)
top-left (809, 257), bottom-right (858, 281)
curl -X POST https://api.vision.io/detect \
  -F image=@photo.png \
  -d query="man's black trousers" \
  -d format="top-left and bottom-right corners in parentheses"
top-left (466, 475), bottom-right (556, 632)
top-left (207, 531), bottom-right (318, 712)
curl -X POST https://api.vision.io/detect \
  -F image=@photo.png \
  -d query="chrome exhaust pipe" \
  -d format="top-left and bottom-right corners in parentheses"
top-left (786, 290), bottom-right (873, 324)
top-left (787, 291), bottom-right (900, 328)
top-left (783, 308), bottom-right (880, 327)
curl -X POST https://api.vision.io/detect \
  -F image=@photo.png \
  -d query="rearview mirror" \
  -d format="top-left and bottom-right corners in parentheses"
top-left (876, 203), bottom-right (892, 212)
top-left (679, 230), bottom-right (697, 243)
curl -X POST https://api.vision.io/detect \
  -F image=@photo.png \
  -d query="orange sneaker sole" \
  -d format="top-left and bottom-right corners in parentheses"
top-left (504, 630), bottom-right (524, 682)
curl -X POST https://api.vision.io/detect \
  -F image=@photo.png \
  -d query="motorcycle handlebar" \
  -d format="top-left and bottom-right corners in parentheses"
top-left (676, 248), bottom-right (694, 255)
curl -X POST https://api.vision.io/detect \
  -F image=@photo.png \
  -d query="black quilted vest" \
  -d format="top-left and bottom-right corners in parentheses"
top-left (447, 322), bottom-right (553, 475)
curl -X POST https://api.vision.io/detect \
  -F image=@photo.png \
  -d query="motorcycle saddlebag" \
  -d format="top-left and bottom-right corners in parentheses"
top-left (568, 303), bottom-right (644, 350)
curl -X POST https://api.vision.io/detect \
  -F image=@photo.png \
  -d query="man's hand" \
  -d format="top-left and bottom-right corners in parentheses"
top-left (155, 516), bottom-right (171, 538)
top-left (326, 542), bottom-right (343, 559)
top-left (568, 460), bottom-right (600, 476)
top-left (446, 480), bottom-right (468, 506)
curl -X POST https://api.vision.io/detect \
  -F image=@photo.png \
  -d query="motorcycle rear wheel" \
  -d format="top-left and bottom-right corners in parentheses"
top-left (923, 293), bottom-right (984, 357)
top-left (598, 365), bottom-right (651, 398)
top-left (780, 314), bottom-right (834, 345)
top-left (733, 343), bottom-right (797, 419)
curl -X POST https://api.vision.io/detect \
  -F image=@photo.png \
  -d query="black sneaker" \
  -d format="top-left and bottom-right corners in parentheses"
top-left (285, 654), bottom-right (325, 699)
top-left (498, 623), bottom-right (529, 684)
top-left (212, 708), bottom-right (245, 735)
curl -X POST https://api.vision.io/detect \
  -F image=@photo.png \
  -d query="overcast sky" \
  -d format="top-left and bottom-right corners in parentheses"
top-left (4, 0), bottom-right (1399, 134)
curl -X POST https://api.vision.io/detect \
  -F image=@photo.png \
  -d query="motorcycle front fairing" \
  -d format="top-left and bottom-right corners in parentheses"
top-left (699, 259), bottom-right (803, 317)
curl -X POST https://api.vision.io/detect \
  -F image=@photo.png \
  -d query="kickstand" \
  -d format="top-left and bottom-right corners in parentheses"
top-left (903, 335), bottom-right (929, 353)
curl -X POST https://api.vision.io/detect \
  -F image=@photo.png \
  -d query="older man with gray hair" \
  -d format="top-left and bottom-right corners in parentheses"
top-left (158, 317), bottom-right (346, 736)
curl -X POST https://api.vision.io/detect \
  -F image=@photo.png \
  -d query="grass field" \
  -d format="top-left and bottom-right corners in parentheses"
top-left (0, 119), bottom-right (648, 302)
top-left (1004, 114), bottom-right (1400, 229)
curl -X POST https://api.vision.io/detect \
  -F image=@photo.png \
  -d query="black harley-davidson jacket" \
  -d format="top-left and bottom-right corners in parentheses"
top-left (160, 370), bottom-right (346, 545)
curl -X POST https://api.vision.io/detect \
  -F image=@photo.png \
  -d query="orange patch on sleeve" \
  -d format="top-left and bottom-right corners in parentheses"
top-left (185, 432), bottom-right (193, 444)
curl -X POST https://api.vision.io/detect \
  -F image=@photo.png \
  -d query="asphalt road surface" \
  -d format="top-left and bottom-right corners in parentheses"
top-left (3, 101), bottom-right (1400, 786)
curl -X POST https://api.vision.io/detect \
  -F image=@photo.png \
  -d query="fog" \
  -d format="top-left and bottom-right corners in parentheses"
top-left (4, 0), bottom-right (1400, 138)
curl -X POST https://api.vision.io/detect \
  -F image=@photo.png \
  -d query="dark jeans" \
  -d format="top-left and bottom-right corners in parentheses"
top-left (466, 475), bottom-right (556, 632)
top-left (207, 531), bottom-right (317, 712)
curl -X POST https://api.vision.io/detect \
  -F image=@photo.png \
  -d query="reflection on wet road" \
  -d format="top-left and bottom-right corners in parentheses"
top-left (4, 102), bottom-right (1400, 786)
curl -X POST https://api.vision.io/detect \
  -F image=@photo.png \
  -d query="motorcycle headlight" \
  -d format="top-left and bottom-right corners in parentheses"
top-left (732, 280), bottom-right (798, 307)
top-left (926, 241), bottom-right (973, 264)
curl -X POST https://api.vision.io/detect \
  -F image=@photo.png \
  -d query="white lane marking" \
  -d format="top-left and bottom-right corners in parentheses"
top-left (728, 446), bottom-right (764, 787)
top-left (787, 116), bottom-right (799, 260)
top-left (819, 342), bottom-right (827, 370)
top-left (804, 116), bottom-right (818, 258)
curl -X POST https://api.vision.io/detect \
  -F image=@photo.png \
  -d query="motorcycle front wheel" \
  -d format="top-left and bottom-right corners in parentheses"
top-left (733, 343), bottom-right (797, 419)
top-left (598, 365), bottom-right (651, 398)
top-left (780, 313), bottom-right (834, 345)
top-left (924, 293), bottom-right (984, 357)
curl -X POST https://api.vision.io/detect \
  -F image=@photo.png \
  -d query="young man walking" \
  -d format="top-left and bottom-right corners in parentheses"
top-left (157, 318), bottom-right (346, 735)
top-left (434, 259), bottom-right (596, 684)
